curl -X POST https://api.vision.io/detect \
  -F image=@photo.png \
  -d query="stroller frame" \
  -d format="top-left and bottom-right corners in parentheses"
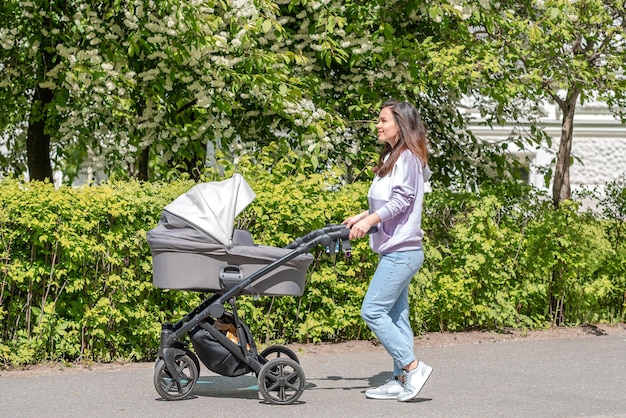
top-left (154, 224), bottom-right (361, 405)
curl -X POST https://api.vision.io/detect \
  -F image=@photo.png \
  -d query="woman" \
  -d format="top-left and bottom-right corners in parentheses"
top-left (343, 99), bottom-right (432, 402)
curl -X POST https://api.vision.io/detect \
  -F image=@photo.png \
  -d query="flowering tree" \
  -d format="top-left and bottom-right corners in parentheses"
top-left (270, 0), bottom-right (508, 185)
top-left (1, 0), bottom-right (334, 182)
top-left (0, 0), bottom-right (519, 184)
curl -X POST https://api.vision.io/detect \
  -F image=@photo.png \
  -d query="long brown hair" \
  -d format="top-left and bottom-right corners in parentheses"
top-left (373, 99), bottom-right (428, 177)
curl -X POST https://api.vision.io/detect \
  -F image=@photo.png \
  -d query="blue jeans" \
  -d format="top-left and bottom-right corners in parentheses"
top-left (361, 250), bottom-right (424, 377)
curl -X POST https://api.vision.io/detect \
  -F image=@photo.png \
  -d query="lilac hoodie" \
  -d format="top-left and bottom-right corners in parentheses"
top-left (367, 150), bottom-right (430, 254)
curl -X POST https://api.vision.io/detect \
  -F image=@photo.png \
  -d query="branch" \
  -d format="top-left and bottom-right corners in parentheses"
top-left (542, 81), bottom-right (565, 109)
top-left (176, 99), bottom-right (198, 114)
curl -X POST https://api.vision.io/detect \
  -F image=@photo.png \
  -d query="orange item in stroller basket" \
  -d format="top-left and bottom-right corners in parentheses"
top-left (147, 174), bottom-right (375, 405)
top-left (214, 319), bottom-right (251, 350)
top-left (214, 320), bottom-right (238, 343)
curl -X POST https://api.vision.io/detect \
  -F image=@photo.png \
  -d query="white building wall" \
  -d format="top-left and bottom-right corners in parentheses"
top-left (468, 102), bottom-right (626, 199)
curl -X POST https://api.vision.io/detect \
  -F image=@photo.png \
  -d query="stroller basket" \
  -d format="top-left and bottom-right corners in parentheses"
top-left (189, 312), bottom-right (256, 377)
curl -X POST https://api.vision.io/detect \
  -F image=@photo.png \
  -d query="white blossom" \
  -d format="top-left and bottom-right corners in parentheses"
top-left (231, 0), bottom-right (258, 18)
top-left (39, 81), bottom-right (57, 89)
top-left (147, 35), bottom-right (167, 43)
top-left (90, 54), bottom-right (102, 65)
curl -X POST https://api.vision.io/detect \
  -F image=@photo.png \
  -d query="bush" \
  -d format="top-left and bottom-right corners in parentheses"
top-left (0, 168), bottom-right (624, 367)
top-left (419, 180), bottom-right (626, 331)
top-left (0, 178), bottom-right (201, 365)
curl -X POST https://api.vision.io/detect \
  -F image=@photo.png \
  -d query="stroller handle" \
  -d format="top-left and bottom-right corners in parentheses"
top-left (285, 224), bottom-right (378, 250)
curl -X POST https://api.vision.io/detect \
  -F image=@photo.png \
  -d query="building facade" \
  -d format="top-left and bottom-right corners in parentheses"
top-left (468, 101), bottom-right (626, 203)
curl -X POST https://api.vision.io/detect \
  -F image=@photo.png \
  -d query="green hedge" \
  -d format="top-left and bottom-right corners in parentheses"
top-left (0, 179), bottom-right (196, 365)
top-left (1, 169), bottom-right (625, 367)
top-left (420, 181), bottom-right (625, 331)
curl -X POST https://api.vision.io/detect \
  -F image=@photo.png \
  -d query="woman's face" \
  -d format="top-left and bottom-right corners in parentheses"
top-left (376, 107), bottom-right (399, 147)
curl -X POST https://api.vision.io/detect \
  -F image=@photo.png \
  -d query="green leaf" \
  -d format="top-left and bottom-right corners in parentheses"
top-left (262, 19), bottom-right (273, 33)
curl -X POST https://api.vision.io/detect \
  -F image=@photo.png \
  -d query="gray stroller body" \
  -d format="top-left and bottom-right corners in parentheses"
top-left (147, 174), bottom-right (358, 405)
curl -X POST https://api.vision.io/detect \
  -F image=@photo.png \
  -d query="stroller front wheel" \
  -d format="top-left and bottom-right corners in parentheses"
top-left (259, 345), bottom-right (299, 364)
top-left (258, 358), bottom-right (305, 405)
top-left (154, 354), bottom-right (199, 401)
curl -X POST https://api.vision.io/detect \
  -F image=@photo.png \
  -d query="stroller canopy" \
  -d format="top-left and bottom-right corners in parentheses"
top-left (164, 173), bottom-right (256, 246)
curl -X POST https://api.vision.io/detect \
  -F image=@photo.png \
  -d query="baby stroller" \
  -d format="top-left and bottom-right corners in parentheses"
top-left (146, 174), bottom-right (364, 405)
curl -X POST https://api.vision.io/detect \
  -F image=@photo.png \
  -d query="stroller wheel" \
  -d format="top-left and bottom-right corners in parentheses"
top-left (258, 358), bottom-right (305, 405)
top-left (259, 345), bottom-right (299, 364)
top-left (154, 354), bottom-right (199, 401)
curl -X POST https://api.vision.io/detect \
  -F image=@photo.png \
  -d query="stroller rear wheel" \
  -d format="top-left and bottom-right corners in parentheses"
top-left (258, 358), bottom-right (305, 405)
top-left (154, 353), bottom-right (199, 401)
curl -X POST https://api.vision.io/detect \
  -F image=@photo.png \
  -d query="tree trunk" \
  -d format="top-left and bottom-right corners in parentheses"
top-left (132, 96), bottom-right (150, 180)
top-left (137, 146), bottom-right (150, 181)
top-left (549, 88), bottom-right (581, 324)
top-left (27, 85), bottom-right (54, 182)
top-left (551, 89), bottom-right (580, 209)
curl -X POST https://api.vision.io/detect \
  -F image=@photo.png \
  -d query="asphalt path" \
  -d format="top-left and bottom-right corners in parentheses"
top-left (1, 325), bottom-right (625, 418)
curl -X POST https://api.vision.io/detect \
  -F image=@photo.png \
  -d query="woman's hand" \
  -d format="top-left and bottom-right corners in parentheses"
top-left (342, 211), bottom-right (380, 240)
top-left (342, 211), bottom-right (367, 228)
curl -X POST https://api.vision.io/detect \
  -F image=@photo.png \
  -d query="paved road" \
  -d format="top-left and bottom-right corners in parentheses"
top-left (2, 327), bottom-right (625, 418)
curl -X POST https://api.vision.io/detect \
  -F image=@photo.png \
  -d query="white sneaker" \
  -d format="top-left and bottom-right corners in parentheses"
top-left (365, 378), bottom-right (404, 400)
top-left (397, 361), bottom-right (432, 402)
